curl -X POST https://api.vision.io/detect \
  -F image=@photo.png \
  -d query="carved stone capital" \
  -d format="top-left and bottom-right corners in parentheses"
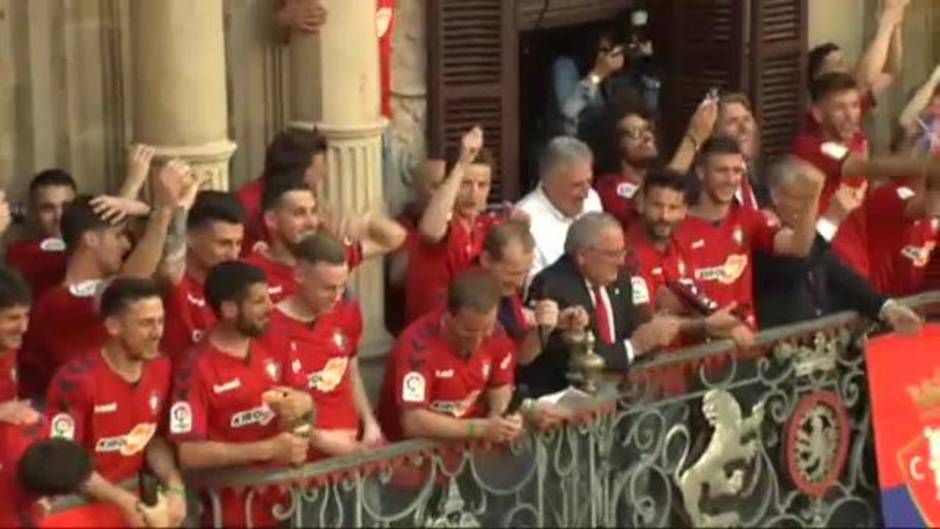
top-left (139, 140), bottom-right (237, 190)
top-left (287, 119), bottom-right (388, 141)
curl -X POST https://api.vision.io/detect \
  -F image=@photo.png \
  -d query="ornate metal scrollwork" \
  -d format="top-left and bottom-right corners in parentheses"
top-left (785, 391), bottom-right (850, 498)
top-left (424, 477), bottom-right (480, 528)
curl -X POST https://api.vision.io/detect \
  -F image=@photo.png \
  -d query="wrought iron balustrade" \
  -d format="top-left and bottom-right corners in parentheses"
top-left (49, 292), bottom-right (940, 528)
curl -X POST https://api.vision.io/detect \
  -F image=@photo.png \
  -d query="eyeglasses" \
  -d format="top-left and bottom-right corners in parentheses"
top-left (618, 125), bottom-right (655, 140)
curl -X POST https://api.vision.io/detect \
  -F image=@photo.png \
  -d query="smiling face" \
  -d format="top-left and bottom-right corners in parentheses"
top-left (698, 152), bottom-right (746, 206)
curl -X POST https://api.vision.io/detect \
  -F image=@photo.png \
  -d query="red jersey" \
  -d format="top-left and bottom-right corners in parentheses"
top-left (45, 353), bottom-right (171, 483)
top-left (866, 183), bottom-right (940, 296)
top-left (243, 242), bottom-right (364, 303)
top-left (0, 350), bottom-right (17, 402)
top-left (235, 178), bottom-right (266, 257)
top-left (791, 130), bottom-right (871, 277)
top-left (265, 300), bottom-right (362, 433)
top-left (680, 205), bottom-right (781, 328)
top-left (18, 281), bottom-right (108, 399)
top-left (404, 215), bottom-right (501, 323)
top-left (0, 420), bottom-right (46, 527)
top-left (625, 224), bottom-right (693, 308)
top-left (595, 173), bottom-right (641, 233)
top-left (377, 310), bottom-right (515, 442)
top-left (168, 338), bottom-right (305, 528)
top-left (161, 274), bottom-right (215, 363)
top-left (5, 237), bottom-right (66, 302)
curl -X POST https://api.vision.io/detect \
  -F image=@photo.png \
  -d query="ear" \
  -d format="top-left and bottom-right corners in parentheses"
top-left (694, 164), bottom-right (706, 181)
top-left (263, 210), bottom-right (277, 233)
top-left (810, 104), bottom-right (824, 126)
top-left (83, 230), bottom-right (100, 250)
top-left (104, 316), bottom-right (121, 337)
top-left (220, 299), bottom-right (239, 321)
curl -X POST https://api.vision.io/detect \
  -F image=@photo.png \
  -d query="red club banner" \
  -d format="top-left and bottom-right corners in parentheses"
top-left (867, 323), bottom-right (940, 527)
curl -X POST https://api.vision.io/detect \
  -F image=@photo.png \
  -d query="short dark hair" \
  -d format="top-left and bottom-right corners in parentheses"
top-left (18, 438), bottom-right (94, 496)
top-left (261, 168), bottom-right (311, 213)
top-left (610, 94), bottom-right (655, 127)
top-left (482, 219), bottom-right (535, 262)
top-left (696, 135), bottom-right (742, 165)
top-left (808, 42), bottom-right (840, 82)
top-left (187, 191), bottom-right (246, 231)
top-left (443, 146), bottom-right (495, 176)
top-left (294, 232), bottom-right (347, 268)
top-left (447, 268), bottom-right (501, 315)
top-left (264, 128), bottom-right (328, 178)
top-left (205, 261), bottom-right (267, 315)
top-left (642, 168), bottom-right (691, 201)
top-left (60, 197), bottom-right (111, 256)
top-left (810, 72), bottom-right (858, 104)
top-left (0, 266), bottom-right (31, 310)
top-left (29, 169), bottom-right (77, 198)
top-left (100, 277), bottom-right (162, 319)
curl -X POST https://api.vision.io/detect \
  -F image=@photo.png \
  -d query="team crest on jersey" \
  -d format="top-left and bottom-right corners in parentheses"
top-left (291, 359), bottom-right (302, 374)
top-left (333, 330), bottom-right (348, 351)
top-left (50, 413), bottom-right (76, 440)
top-left (265, 360), bottom-right (281, 382)
top-left (631, 276), bottom-right (650, 305)
top-left (481, 361), bottom-right (492, 380)
top-left (191, 329), bottom-right (205, 343)
top-left (307, 357), bottom-right (349, 393)
top-left (732, 227), bottom-right (745, 246)
top-left (695, 254), bottom-right (748, 285)
top-left (678, 259), bottom-right (687, 277)
top-left (169, 402), bottom-right (193, 434)
top-left (149, 393), bottom-right (161, 415)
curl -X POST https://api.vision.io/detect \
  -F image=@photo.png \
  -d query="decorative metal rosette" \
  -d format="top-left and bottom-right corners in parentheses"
top-left (784, 391), bottom-right (850, 497)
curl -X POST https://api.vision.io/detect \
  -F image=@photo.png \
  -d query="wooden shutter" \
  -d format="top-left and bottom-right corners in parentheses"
top-left (749, 0), bottom-right (808, 158)
top-left (662, 0), bottom-right (746, 150)
top-left (428, 0), bottom-right (519, 200)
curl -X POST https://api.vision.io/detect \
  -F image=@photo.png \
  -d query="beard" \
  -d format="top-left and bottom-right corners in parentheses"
top-left (236, 313), bottom-right (269, 338)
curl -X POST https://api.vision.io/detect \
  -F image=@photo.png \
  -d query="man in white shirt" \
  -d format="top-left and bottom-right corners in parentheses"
top-left (516, 137), bottom-right (603, 282)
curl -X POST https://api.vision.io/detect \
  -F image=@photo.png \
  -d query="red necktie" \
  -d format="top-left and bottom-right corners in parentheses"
top-left (593, 285), bottom-right (614, 344)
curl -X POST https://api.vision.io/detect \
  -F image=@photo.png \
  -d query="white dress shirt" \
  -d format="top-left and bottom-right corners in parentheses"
top-left (516, 185), bottom-right (603, 282)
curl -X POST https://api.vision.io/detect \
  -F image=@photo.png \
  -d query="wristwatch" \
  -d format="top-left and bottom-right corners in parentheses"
top-left (588, 73), bottom-right (602, 86)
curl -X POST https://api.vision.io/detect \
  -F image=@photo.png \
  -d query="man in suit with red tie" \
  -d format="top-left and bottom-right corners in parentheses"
top-left (519, 212), bottom-right (681, 397)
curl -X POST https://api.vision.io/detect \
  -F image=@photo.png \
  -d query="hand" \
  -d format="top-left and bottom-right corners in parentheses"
top-left (533, 299), bottom-right (559, 330)
top-left (0, 400), bottom-right (40, 425)
top-left (179, 170), bottom-right (212, 211)
top-left (527, 401), bottom-right (572, 431)
top-left (460, 126), bottom-right (484, 164)
top-left (591, 47), bottom-right (625, 79)
top-left (729, 324), bottom-right (756, 349)
top-left (824, 183), bottom-right (867, 225)
top-left (153, 159), bottom-right (190, 210)
top-left (90, 196), bottom-right (151, 224)
top-left (263, 387), bottom-right (313, 426)
top-left (557, 305), bottom-right (590, 332)
top-left (0, 191), bottom-right (11, 237)
top-left (704, 303), bottom-right (745, 336)
top-left (165, 487), bottom-right (187, 527)
top-left (880, 0), bottom-right (908, 27)
top-left (360, 420), bottom-right (386, 448)
top-left (883, 302), bottom-right (923, 335)
top-left (137, 492), bottom-right (170, 528)
top-left (116, 492), bottom-right (147, 528)
top-left (630, 315), bottom-right (682, 356)
top-left (268, 431), bottom-right (309, 466)
top-left (126, 144), bottom-right (156, 189)
top-left (479, 415), bottom-right (524, 443)
top-left (686, 100), bottom-right (718, 146)
top-left (277, 0), bottom-right (328, 33)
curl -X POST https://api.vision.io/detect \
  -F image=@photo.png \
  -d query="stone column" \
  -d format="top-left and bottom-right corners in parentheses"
top-left (289, 0), bottom-right (390, 356)
top-left (129, 0), bottom-right (236, 189)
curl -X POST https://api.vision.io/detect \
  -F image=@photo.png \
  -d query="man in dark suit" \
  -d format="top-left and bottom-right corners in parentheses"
top-left (519, 212), bottom-right (681, 397)
top-left (754, 157), bottom-right (922, 333)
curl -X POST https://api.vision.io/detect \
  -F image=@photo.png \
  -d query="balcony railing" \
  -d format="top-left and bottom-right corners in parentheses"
top-left (49, 292), bottom-right (940, 528)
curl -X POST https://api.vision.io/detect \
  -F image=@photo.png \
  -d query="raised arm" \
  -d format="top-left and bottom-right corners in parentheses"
top-left (120, 160), bottom-right (187, 278)
top-left (854, 0), bottom-right (906, 96)
top-left (418, 126), bottom-right (482, 243)
top-left (899, 65), bottom-right (940, 130)
top-left (118, 144), bottom-right (156, 200)
top-left (668, 99), bottom-right (718, 175)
